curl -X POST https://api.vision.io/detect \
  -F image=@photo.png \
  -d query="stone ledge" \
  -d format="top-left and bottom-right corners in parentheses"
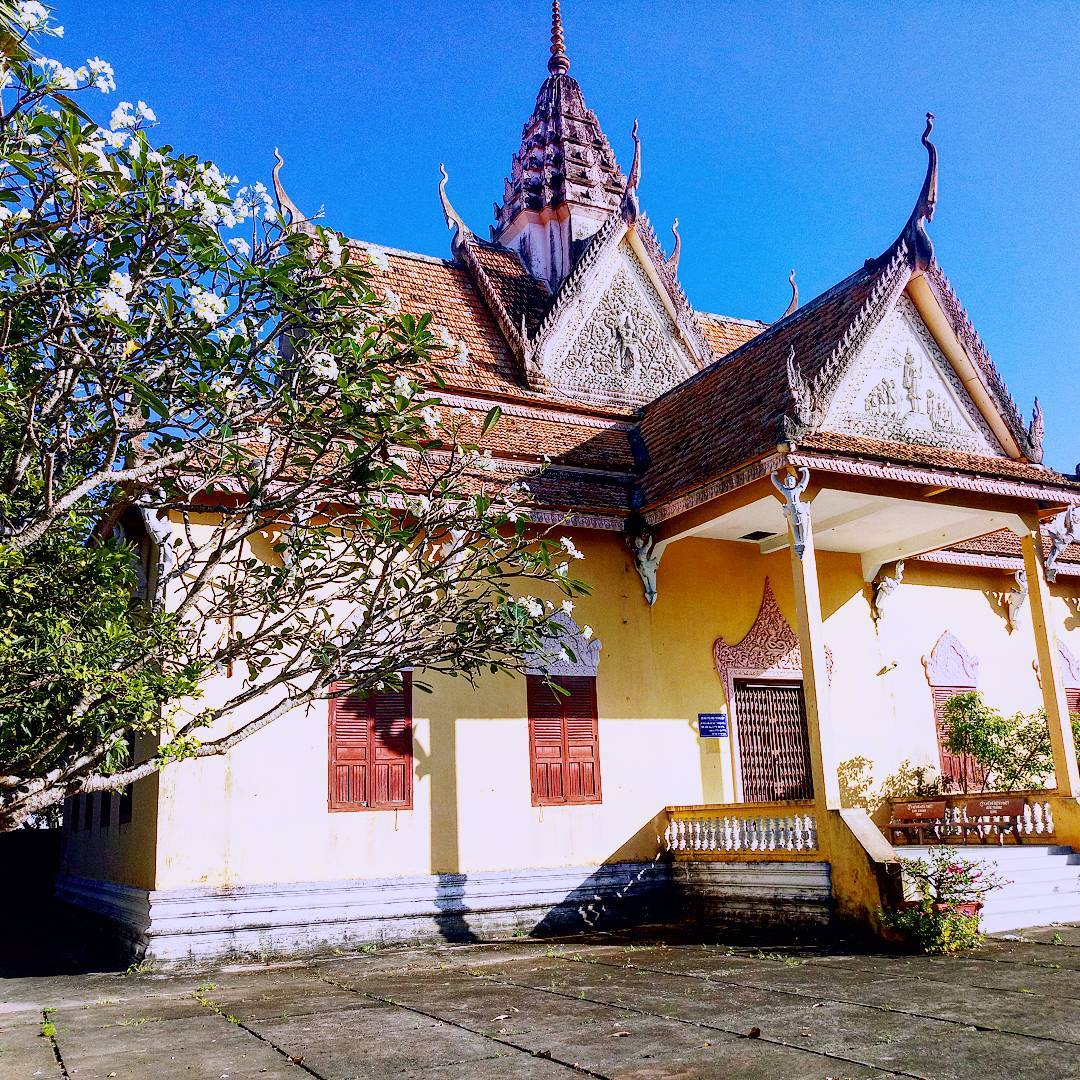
top-left (55, 861), bottom-right (672, 963)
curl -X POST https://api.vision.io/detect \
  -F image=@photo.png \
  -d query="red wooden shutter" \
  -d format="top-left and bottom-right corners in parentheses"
top-left (371, 672), bottom-right (413, 810)
top-left (328, 674), bottom-right (412, 811)
top-left (527, 675), bottom-right (601, 806)
top-left (1066, 688), bottom-right (1080, 720)
top-left (329, 692), bottom-right (371, 810)
top-left (564, 678), bottom-right (601, 804)
top-left (527, 678), bottom-right (566, 804)
top-left (932, 686), bottom-right (985, 792)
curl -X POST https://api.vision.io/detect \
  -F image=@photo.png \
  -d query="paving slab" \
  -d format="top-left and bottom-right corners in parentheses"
top-left (3, 924), bottom-right (1080, 1079)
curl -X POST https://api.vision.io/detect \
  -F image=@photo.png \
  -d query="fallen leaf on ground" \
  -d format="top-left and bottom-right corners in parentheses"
top-left (608, 1030), bottom-right (632, 1038)
top-left (747, 1026), bottom-right (761, 1039)
top-left (491, 1014), bottom-right (511, 1021)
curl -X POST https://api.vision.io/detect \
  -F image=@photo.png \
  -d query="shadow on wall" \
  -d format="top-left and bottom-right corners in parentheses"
top-left (402, 810), bottom-right (675, 944)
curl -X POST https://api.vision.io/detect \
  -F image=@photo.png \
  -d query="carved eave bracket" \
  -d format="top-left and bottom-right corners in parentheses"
top-left (625, 517), bottom-right (662, 605)
top-left (771, 466), bottom-right (811, 559)
top-left (1045, 506), bottom-right (1080, 583)
top-left (1006, 567), bottom-right (1028, 633)
top-left (871, 560), bottom-right (905, 624)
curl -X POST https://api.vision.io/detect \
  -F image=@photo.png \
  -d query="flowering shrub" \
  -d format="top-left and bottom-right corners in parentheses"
top-left (881, 847), bottom-right (1008, 954)
top-left (0, 2), bottom-right (588, 828)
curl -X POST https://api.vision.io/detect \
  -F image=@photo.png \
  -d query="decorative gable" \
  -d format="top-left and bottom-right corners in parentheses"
top-left (821, 294), bottom-right (1003, 456)
top-left (537, 240), bottom-right (698, 410)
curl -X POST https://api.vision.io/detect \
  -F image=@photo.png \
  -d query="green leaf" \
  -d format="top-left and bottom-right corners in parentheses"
top-left (480, 406), bottom-right (502, 438)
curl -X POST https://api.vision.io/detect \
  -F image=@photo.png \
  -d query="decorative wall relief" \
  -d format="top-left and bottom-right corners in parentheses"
top-left (713, 579), bottom-right (833, 706)
top-left (922, 630), bottom-right (980, 687)
top-left (542, 243), bottom-right (696, 409)
top-left (1006, 569), bottom-right (1028, 633)
top-left (823, 294), bottom-right (1001, 455)
top-left (523, 610), bottom-right (602, 677)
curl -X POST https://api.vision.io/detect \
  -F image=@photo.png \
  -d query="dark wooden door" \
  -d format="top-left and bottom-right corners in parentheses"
top-left (734, 681), bottom-right (814, 802)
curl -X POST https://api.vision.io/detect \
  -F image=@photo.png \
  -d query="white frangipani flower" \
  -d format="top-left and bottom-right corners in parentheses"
top-left (108, 270), bottom-right (132, 297)
top-left (560, 536), bottom-right (585, 560)
top-left (582, 625), bottom-right (594, 641)
top-left (96, 290), bottom-right (130, 320)
top-left (310, 352), bottom-right (339, 383)
top-left (421, 405), bottom-right (441, 436)
top-left (109, 101), bottom-right (136, 130)
top-left (189, 285), bottom-right (227, 324)
top-left (392, 375), bottom-right (413, 398)
top-left (227, 237), bottom-right (250, 258)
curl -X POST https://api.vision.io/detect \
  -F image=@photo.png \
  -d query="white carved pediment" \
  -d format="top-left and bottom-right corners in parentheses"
top-left (538, 241), bottom-right (697, 409)
top-left (821, 294), bottom-right (1003, 456)
top-left (524, 610), bottom-right (602, 677)
top-left (923, 630), bottom-right (980, 686)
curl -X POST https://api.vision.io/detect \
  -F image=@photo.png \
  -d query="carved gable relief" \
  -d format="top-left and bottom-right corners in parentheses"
top-left (524, 610), bottom-right (602, 677)
top-left (922, 630), bottom-right (980, 686)
top-left (713, 579), bottom-right (833, 706)
top-left (540, 241), bottom-right (696, 409)
top-left (821, 294), bottom-right (1002, 455)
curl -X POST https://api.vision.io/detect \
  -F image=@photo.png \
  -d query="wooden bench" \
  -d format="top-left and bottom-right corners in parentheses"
top-left (963, 796), bottom-right (1026, 844)
top-left (887, 800), bottom-right (949, 845)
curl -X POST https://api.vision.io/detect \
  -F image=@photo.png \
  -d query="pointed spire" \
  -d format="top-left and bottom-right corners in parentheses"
top-left (667, 218), bottom-right (681, 270)
top-left (272, 149), bottom-right (315, 236)
top-left (621, 119), bottom-right (641, 223)
top-left (548, 0), bottom-right (570, 76)
top-left (438, 163), bottom-right (471, 252)
top-left (781, 269), bottom-right (799, 320)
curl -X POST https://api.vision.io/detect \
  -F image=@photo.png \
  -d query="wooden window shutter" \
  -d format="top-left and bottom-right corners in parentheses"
top-left (328, 673), bottom-right (412, 811)
top-left (82, 792), bottom-right (94, 831)
top-left (99, 789), bottom-right (112, 829)
top-left (371, 673), bottom-right (413, 810)
top-left (1066, 688), bottom-right (1080, 720)
top-left (527, 675), bottom-right (601, 806)
top-left (931, 685), bottom-right (985, 792)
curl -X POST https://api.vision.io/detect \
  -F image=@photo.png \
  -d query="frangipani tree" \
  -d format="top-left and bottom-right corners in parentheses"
top-left (0, 2), bottom-right (586, 830)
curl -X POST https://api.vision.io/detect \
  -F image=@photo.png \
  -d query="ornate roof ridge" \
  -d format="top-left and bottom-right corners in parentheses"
top-left (923, 261), bottom-right (1037, 460)
top-left (634, 212), bottom-right (715, 367)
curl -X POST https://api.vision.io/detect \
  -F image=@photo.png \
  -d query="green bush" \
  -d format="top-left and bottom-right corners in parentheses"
top-left (881, 904), bottom-right (984, 955)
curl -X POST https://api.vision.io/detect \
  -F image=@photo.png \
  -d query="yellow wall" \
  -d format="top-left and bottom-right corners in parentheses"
top-left (59, 733), bottom-right (160, 890)
top-left (62, 528), bottom-right (1080, 892)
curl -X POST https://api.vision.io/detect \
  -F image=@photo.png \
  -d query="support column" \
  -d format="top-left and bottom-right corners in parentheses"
top-left (1019, 515), bottom-right (1080, 797)
top-left (772, 469), bottom-right (841, 810)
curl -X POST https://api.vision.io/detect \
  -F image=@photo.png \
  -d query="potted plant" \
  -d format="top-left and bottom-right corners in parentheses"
top-left (881, 846), bottom-right (1007, 954)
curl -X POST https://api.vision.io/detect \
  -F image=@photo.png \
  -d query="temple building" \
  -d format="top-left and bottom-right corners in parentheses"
top-left (60, 3), bottom-right (1080, 959)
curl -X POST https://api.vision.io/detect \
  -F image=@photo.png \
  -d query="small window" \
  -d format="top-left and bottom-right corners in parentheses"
top-left (328, 673), bottom-right (413, 811)
top-left (118, 732), bottom-right (135, 825)
top-left (1067, 688), bottom-right (1080, 721)
top-left (527, 675), bottom-right (601, 806)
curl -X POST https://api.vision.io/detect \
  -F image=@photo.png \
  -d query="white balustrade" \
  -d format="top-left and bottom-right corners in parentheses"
top-left (664, 807), bottom-right (819, 858)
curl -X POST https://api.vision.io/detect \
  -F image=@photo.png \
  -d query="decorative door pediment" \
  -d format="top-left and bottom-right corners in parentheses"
top-left (820, 294), bottom-right (1003, 456)
top-left (537, 240), bottom-right (697, 409)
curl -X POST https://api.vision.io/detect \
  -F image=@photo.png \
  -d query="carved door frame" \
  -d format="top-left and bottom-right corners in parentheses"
top-left (714, 579), bottom-right (831, 803)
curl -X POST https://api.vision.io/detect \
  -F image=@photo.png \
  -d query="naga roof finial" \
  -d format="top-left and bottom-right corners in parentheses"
top-left (438, 163), bottom-right (471, 252)
top-left (548, 0), bottom-right (570, 76)
top-left (667, 217), bottom-right (681, 270)
top-left (905, 112), bottom-right (938, 269)
top-left (1029, 397), bottom-right (1045, 463)
top-left (781, 269), bottom-right (799, 319)
top-left (272, 148), bottom-right (315, 236)
top-left (621, 119), bottom-right (641, 223)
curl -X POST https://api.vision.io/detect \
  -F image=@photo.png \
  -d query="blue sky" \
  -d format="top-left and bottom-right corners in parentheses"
top-left (63, 1), bottom-right (1079, 469)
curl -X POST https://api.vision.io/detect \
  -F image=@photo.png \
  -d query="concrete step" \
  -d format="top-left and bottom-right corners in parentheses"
top-left (899, 845), bottom-right (1072, 861)
top-left (983, 905), bottom-right (1080, 934)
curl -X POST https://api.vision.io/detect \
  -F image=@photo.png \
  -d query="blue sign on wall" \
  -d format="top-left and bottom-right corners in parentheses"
top-left (698, 712), bottom-right (728, 738)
